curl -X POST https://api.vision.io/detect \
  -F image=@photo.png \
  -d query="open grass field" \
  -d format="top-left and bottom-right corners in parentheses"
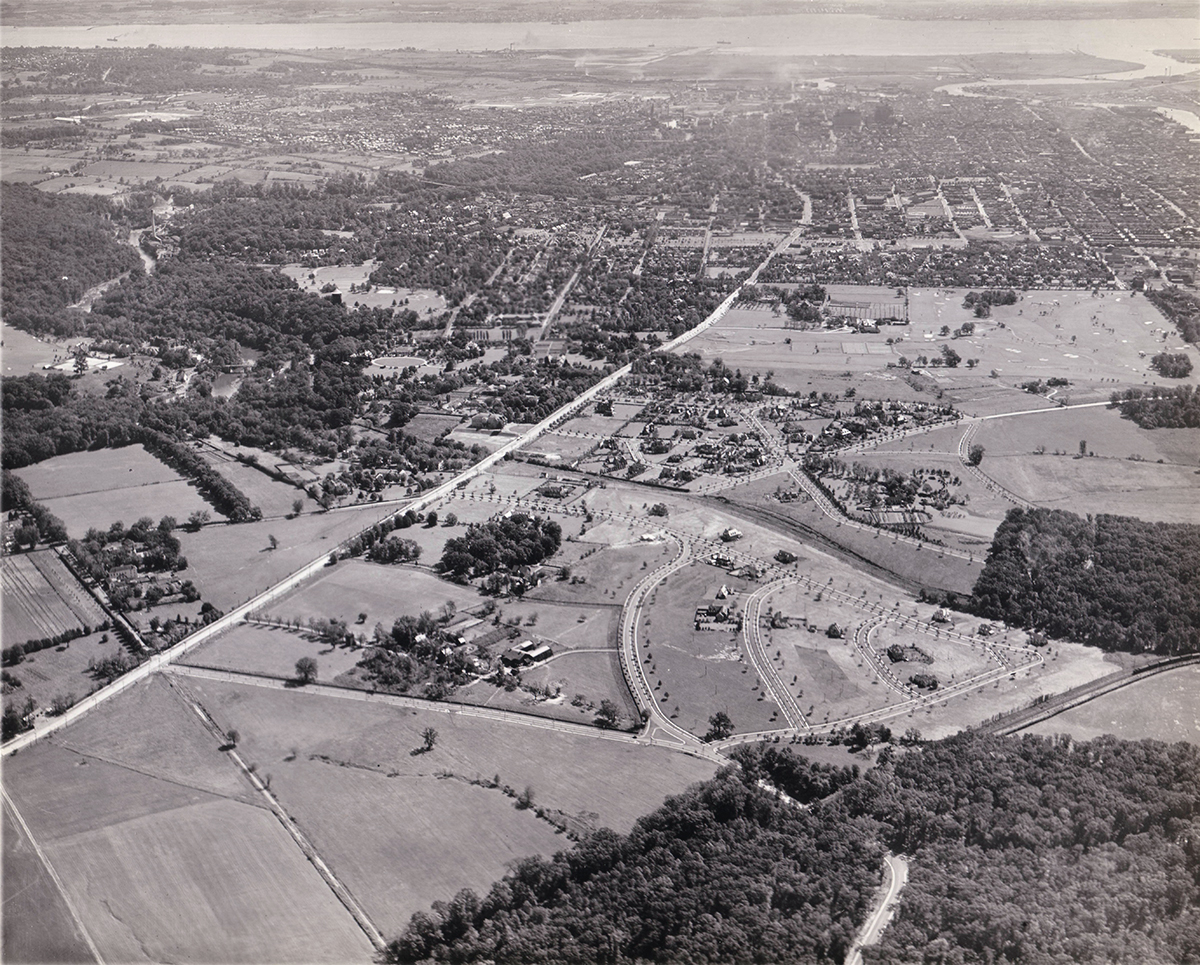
top-left (2, 799), bottom-right (95, 965)
top-left (181, 622), bottom-right (367, 682)
top-left (975, 404), bottom-right (1199, 467)
top-left (1, 320), bottom-right (83, 376)
top-left (175, 502), bottom-right (391, 611)
top-left (528, 541), bottom-right (674, 606)
top-left (196, 450), bottom-right (314, 518)
top-left (13, 445), bottom-right (211, 535)
top-left (1, 553), bottom-right (87, 644)
top-left (1023, 665), bottom-right (1200, 745)
top-left (2, 676), bottom-right (375, 963)
top-left (270, 560), bottom-right (480, 628)
top-left (183, 677), bottom-right (718, 936)
top-left (488, 600), bottom-right (619, 652)
top-left (399, 412), bottom-right (464, 442)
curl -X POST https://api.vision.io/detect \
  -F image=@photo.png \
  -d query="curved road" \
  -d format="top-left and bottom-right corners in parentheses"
top-left (846, 853), bottom-right (909, 965)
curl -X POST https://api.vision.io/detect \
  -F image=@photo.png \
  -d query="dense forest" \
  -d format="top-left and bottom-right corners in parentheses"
top-left (390, 733), bottom-right (1200, 965)
top-left (0, 183), bottom-right (144, 336)
top-left (1110, 385), bottom-right (1200, 428)
top-left (971, 507), bottom-right (1200, 654)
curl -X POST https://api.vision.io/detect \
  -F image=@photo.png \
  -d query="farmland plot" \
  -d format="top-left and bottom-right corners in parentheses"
top-left (183, 679), bottom-right (717, 935)
top-left (1, 553), bottom-right (88, 644)
top-left (13, 445), bottom-right (211, 535)
top-left (3, 676), bottom-right (375, 964)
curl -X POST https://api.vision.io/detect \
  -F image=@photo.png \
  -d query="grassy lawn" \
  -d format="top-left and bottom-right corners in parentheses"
top-left (197, 451), bottom-right (316, 518)
top-left (181, 622), bottom-right (367, 682)
top-left (640, 561), bottom-right (778, 737)
top-left (268, 559), bottom-right (480, 628)
top-left (175, 504), bottom-right (390, 611)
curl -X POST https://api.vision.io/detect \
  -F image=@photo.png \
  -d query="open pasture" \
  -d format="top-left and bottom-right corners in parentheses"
top-left (982, 449), bottom-right (1199, 523)
top-left (1023, 664), bottom-right (1200, 744)
top-left (46, 797), bottom-right (374, 964)
top-left (197, 449), bottom-right (315, 518)
top-left (975, 404), bottom-right (1199, 466)
top-left (868, 620), bottom-right (1000, 686)
top-left (175, 502), bottom-right (390, 611)
top-left (529, 540), bottom-right (674, 606)
top-left (399, 412), bottom-right (463, 442)
top-left (261, 760), bottom-right (565, 939)
top-left (182, 622), bottom-right (367, 683)
top-left (14, 444), bottom-right (211, 535)
top-left (487, 600), bottom-right (619, 652)
top-left (271, 560), bottom-right (480, 628)
top-left (184, 678), bottom-right (717, 930)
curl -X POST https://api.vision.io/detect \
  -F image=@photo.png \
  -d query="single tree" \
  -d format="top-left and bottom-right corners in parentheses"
top-left (292, 498), bottom-right (304, 517)
top-left (225, 728), bottom-right (240, 747)
top-left (595, 699), bottom-right (621, 729)
top-left (967, 443), bottom-right (985, 466)
top-left (295, 657), bottom-right (318, 684)
top-left (422, 727), bottom-right (438, 752)
top-left (705, 711), bottom-right (734, 742)
top-left (268, 534), bottom-right (279, 551)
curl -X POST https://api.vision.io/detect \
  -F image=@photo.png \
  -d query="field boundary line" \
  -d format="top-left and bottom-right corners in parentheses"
top-left (163, 663), bottom-right (645, 743)
top-left (2, 787), bottom-right (105, 965)
top-left (174, 684), bottom-right (388, 953)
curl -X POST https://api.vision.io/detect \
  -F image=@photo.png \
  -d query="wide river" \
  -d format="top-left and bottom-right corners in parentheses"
top-left (3, 14), bottom-right (1197, 73)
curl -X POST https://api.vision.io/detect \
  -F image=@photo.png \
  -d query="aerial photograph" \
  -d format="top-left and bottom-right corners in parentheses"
top-left (1, 0), bottom-right (1198, 962)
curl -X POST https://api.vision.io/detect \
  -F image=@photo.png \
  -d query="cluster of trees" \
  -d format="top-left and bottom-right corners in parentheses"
top-left (961, 288), bottom-right (1018, 317)
top-left (1, 184), bottom-right (143, 336)
top-left (1, 468), bottom-right (68, 545)
top-left (357, 606), bottom-right (477, 697)
top-left (1150, 351), bottom-right (1194, 378)
top-left (971, 507), bottom-right (1200, 654)
top-left (2, 623), bottom-right (105, 667)
top-left (390, 731), bottom-right (1200, 965)
top-left (439, 513), bottom-right (562, 581)
top-left (366, 536), bottom-right (422, 564)
top-left (1110, 385), bottom-right (1200, 428)
top-left (1146, 286), bottom-right (1200, 343)
top-left (728, 744), bottom-right (860, 803)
